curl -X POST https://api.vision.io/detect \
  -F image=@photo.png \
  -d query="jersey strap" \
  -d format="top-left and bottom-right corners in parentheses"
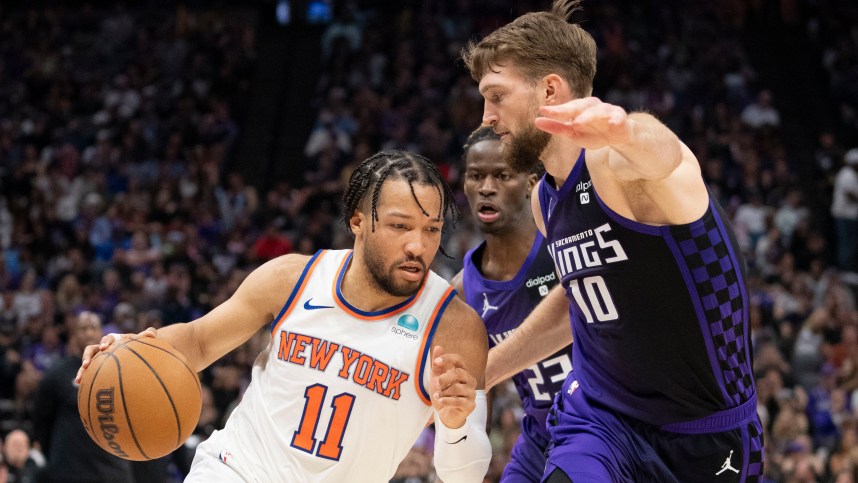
top-left (415, 287), bottom-right (457, 405)
top-left (270, 250), bottom-right (328, 334)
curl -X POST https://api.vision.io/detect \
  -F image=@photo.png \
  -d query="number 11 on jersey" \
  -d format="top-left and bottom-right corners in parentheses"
top-left (291, 384), bottom-right (356, 461)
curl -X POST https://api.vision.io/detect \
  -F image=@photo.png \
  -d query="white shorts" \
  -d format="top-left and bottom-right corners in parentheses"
top-left (186, 441), bottom-right (252, 483)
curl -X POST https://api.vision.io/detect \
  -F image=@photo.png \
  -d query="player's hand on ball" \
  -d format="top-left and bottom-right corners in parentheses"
top-left (76, 327), bottom-right (157, 384)
top-left (430, 346), bottom-right (477, 429)
top-left (535, 97), bottom-right (632, 149)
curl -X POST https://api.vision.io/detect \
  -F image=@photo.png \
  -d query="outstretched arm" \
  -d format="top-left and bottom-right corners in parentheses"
top-left (536, 98), bottom-right (708, 224)
top-left (536, 99), bottom-right (682, 180)
top-left (78, 254), bottom-right (310, 381)
top-left (153, 255), bottom-right (310, 371)
top-left (485, 285), bottom-right (571, 390)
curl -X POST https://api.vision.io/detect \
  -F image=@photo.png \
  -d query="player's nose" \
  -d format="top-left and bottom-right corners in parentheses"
top-left (404, 233), bottom-right (426, 258)
top-left (478, 176), bottom-right (497, 195)
top-left (482, 104), bottom-right (497, 126)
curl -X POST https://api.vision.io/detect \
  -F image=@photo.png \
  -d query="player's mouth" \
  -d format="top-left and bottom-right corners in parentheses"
top-left (397, 262), bottom-right (425, 282)
top-left (476, 202), bottom-right (500, 223)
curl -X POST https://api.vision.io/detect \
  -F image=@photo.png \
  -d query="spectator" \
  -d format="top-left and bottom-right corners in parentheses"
top-left (250, 222), bottom-right (293, 262)
top-left (20, 325), bottom-right (63, 373)
top-left (741, 89), bottom-right (781, 130)
top-left (807, 363), bottom-right (845, 451)
top-left (831, 149), bottom-right (858, 272)
top-left (11, 271), bottom-right (42, 330)
top-left (792, 308), bottom-right (828, 391)
top-left (0, 319), bottom-right (20, 400)
top-left (774, 190), bottom-right (811, 246)
top-left (735, 190), bottom-right (772, 253)
top-left (3, 429), bottom-right (39, 483)
top-left (303, 111), bottom-right (353, 159)
top-left (116, 230), bottom-right (160, 272)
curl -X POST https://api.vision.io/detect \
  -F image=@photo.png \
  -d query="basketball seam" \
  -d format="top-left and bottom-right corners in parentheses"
top-left (124, 344), bottom-right (183, 446)
top-left (129, 338), bottom-right (201, 393)
top-left (110, 350), bottom-right (150, 460)
top-left (85, 351), bottom-right (111, 447)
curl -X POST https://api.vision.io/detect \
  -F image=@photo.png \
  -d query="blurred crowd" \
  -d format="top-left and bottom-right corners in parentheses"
top-left (0, 1), bottom-right (856, 482)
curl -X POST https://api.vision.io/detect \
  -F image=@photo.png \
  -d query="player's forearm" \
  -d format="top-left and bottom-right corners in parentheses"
top-left (433, 391), bottom-right (491, 483)
top-left (485, 286), bottom-right (571, 390)
top-left (610, 113), bottom-right (682, 180)
top-left (155, 322), bottom-right (210, 372)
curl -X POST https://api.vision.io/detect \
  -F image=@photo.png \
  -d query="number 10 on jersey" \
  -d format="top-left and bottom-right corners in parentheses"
top-left (568, 275), bottom-right (619, 323)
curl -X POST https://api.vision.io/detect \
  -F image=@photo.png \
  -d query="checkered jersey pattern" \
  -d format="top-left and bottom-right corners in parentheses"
top-left (745, 417), bottom-right (765, 479)
top-left (672, 218), bottom-right (753, 407)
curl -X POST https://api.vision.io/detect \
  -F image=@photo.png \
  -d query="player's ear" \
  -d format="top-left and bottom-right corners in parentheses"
top-left (527, 174), bottom-right (539, 194)
top-left (349, 210), bottom-right (366, 237)
top-left (542, 74), bottom-right (569, 104)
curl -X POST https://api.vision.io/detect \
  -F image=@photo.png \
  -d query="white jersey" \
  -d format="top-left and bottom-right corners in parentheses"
top-left (192, 249), bottom-right (456, 482)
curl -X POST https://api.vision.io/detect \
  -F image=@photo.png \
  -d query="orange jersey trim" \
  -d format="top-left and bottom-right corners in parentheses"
top-left (271, 250), bottom-right (328, 335)
top-left (331, 251), bottom-right (427, 321)
top-left (415, 286), bottom-right (456, 405)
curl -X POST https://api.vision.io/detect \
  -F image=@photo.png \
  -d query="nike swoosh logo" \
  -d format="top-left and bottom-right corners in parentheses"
top-left (448, 435), bottom-right (467, 444)
top-left (304, 299), bottom-right (334, 310)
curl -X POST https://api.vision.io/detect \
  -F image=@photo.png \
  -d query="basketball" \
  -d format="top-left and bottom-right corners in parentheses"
top-left (77, 336), bottom-right (202, 461)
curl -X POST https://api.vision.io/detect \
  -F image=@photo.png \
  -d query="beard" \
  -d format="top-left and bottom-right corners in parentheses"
top-left (503, 121), bottom-right (550, 173)
top-left (363, 236), bottom-right (426, 297)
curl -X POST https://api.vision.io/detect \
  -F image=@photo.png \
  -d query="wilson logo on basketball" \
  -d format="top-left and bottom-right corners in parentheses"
top-left (96, 388), bottom-right (129, 458)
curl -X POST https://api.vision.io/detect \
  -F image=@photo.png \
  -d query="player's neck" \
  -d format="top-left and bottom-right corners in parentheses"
top-left (480, 227), bottom-right (537, 281)
top-left (541, 137), bottom-right (583, 188)
top-left (340, 255), bottom-right (413, 312)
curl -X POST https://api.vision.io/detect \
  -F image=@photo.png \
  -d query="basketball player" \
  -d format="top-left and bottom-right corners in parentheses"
top-left (77, 151), bottom-right (492, 482)
top-left (461, 1), bottom-right (763, 482)
top-left (451, 126), bottom-right (570, 482)
top-left (35, 311), bottom-right (135, 482)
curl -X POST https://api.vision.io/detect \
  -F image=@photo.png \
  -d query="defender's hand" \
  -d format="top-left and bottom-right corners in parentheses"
top-left (535, 97), bottom-right (632, 149)
top-left (430, 346), bottom-right (477, 430)
top-left (75, 327), bottom-right (157, 384)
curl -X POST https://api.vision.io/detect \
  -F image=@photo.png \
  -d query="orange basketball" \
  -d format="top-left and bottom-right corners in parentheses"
top-left (77, 336), bottom-right (202, 461)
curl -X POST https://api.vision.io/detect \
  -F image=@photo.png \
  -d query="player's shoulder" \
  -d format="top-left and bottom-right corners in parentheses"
top-left (248, 252), bottom-right (319, 293)
top-left (433, 295), bottom-right (488, 379)
top-left (264, 251), bottom-right (314, 275)
top-left (437, 294), bottom-right (487, 342)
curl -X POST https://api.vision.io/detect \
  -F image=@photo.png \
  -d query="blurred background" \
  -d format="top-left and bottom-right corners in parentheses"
top-left (0, 0), bottom-right (856, 482)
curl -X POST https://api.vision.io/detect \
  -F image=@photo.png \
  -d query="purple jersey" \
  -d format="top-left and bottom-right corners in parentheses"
top-left (537, 150), bottom-right (755, 427)
top-left (463, 233), bottom-right (570, 441)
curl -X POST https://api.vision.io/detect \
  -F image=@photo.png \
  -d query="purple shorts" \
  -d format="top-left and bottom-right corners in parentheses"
top-left (543, 372), bottom-right (764, 483)
top-left (501, 415), bottom-right (550, 483)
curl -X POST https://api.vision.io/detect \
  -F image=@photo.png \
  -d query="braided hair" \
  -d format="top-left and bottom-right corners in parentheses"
top-left (342, 151), bottom-right (459, 254)
top-left (462, 125), bottom-right (545, 177)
